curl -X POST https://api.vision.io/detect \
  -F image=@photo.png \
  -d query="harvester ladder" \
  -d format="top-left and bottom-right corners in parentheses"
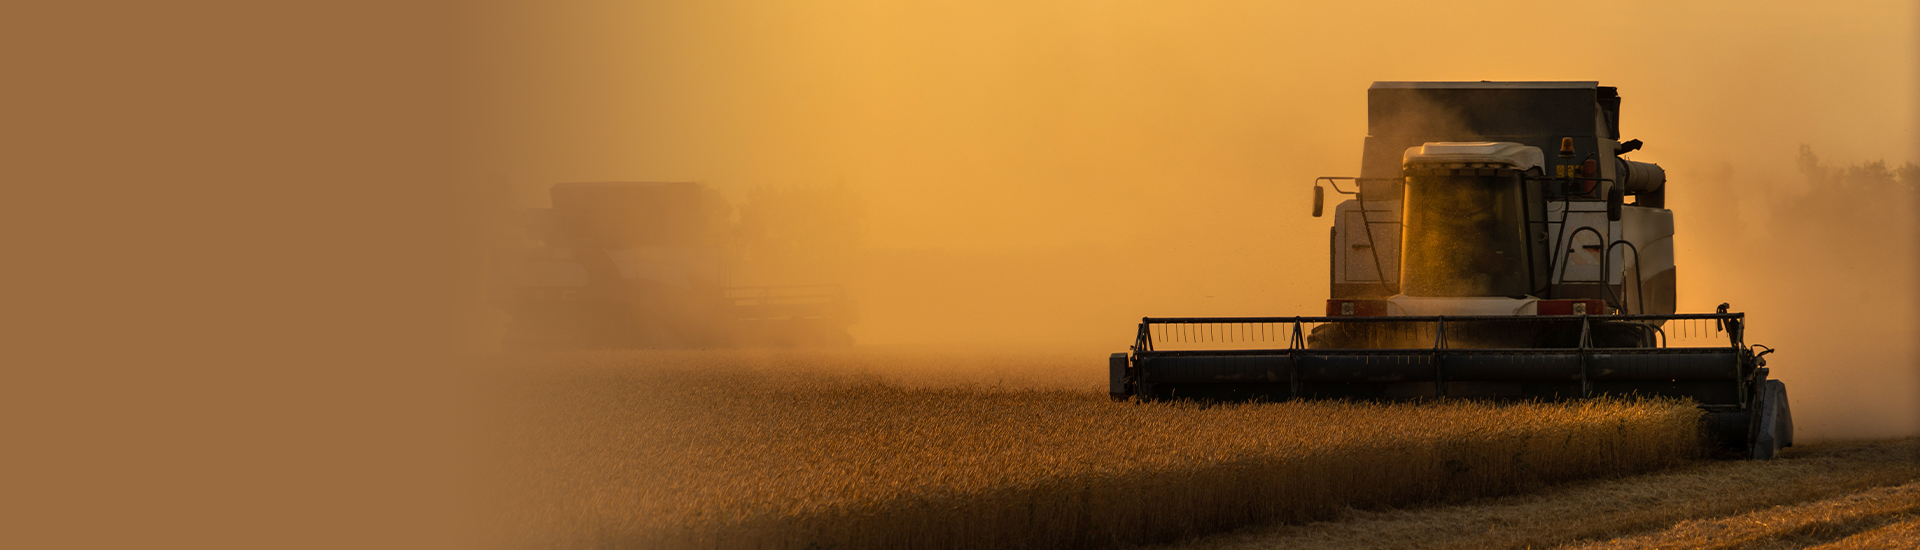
top-left (1431, 317), bottom-right (1447, 397)
top-left (1289, 320), bottom-right (1305, 398)
top-left (1577, 316), bottom-right (1593, 397)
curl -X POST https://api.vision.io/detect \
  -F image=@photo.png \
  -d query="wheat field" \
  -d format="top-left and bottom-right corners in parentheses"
top-left (481, 348), bottom-right (1704, 549)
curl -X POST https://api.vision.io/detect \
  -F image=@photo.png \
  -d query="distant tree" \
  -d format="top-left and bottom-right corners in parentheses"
top-left (1797, 144), bottom-right (1917, 194)
top-left (1782, 145), bottom-right (1917, 268)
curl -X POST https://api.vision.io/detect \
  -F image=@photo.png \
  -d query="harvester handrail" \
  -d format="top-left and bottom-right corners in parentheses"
top-left (1133, 346), bottom-right (1740, 356)
top-left (1132, 313), bottom-right (1748, 361)
top-left (1140, 313), bottom-right (1742, 324)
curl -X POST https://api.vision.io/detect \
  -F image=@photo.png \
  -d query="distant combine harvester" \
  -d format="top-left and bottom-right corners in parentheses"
top-left (491, 182), bottom-right (855, 349)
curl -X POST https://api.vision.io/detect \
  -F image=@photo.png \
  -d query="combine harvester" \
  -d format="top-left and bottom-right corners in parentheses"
top-left (1109, 82), bottom-right (1792, 459)
top-left (493, 182), bottom-right (855, 349)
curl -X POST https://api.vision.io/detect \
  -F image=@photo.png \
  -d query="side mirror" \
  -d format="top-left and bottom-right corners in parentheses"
top-left (1607, 186), bottom-right (1624, 221)
top-left (1311, 184), bottom-right (1325, 217)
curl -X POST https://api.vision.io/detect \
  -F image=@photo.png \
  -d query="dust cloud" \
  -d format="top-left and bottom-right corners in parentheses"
top-left (458, 1), bottom-right (1918, 439)
top-left (1678, 148), bottom-right (1919, 440)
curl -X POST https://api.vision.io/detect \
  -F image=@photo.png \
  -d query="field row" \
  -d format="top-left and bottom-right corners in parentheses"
top-left (1163, 438), bottom-right (1920, 550)
top-left (1569, 478), bottom-right (1920, 549)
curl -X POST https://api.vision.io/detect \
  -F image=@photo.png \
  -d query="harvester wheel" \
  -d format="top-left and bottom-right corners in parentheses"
top-left (1749, 379), bottom-right (1792, 460)
top-left (1773, 380), bottom-right (1793, 448)
top-left (1108, 353), bottom-right (1132, 401)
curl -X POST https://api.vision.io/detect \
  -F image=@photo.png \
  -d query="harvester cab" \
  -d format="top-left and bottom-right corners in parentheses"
top-left (1110, 82), bottom-right (1792, 459)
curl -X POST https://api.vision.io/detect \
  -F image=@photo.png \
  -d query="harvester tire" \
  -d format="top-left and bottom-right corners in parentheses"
top-left (1108, 353), bottom-right (1132, 401)
top-left (1773, 380), bottom-right (1793, 448)
top-left (1750, 379), bottom-right (1791, 460)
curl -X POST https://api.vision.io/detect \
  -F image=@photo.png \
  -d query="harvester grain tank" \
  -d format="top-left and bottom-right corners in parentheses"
top-left (1109, 82), bottom-right (1792, 459)
top-left (492, 182), bottom-right (855, 349)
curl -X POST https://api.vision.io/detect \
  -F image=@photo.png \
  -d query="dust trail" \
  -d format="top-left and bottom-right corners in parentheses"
top-left (1674, 148), bottom-right (1919, 440)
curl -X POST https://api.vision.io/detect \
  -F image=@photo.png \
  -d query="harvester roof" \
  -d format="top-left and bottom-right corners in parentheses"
top-left (1368, 81), bottom-right (1601, 90)
top-left (1402, 141), bottom-right (1544, 171)
top-left (1360, 80), bottom-right (1622, 180)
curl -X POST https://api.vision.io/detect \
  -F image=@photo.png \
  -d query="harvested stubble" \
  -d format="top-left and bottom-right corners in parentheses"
top-left (1808, 515), bottom-right (1920, 549)
top-left (1164, 438), bottom-right (1920, 550)
top-left (485, 349), bottom-right (1703, 550)
top-left (1562, 479), bottom-right (1920, 550)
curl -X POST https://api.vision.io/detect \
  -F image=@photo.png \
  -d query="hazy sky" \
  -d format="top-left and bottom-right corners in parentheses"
top-left (467, 1), bottom-right (1914, 236)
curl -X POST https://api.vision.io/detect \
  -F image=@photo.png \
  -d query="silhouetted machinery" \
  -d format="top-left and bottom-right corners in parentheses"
top-left (493, 182), bottom-right (854, 349)
top-left (1109, 82), bottom-right (1791, 459)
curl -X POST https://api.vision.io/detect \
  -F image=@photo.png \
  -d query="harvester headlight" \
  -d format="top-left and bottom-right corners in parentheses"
top-left (1537, 299), bottom-right (1606, 316)
top-left (1326, 299), bottom-right (1388, 316)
